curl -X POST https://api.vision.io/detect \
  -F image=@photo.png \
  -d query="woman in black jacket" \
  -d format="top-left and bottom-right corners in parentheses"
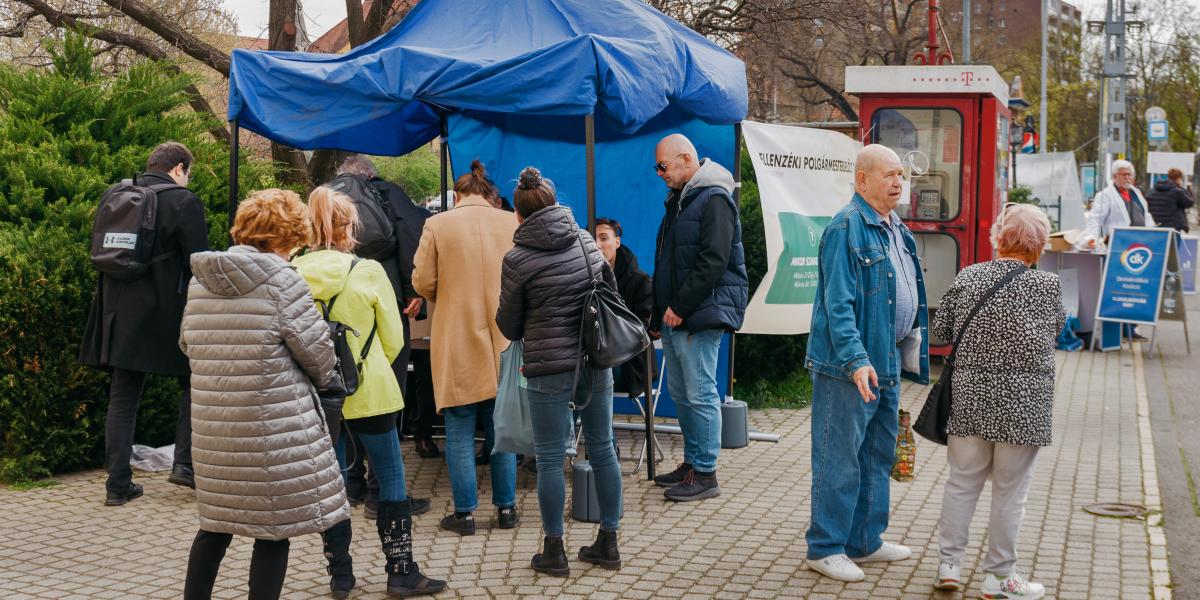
top-left (595, 218), bottom-right (656, 397)
top-left (496, 167), bottom-right (624, 578)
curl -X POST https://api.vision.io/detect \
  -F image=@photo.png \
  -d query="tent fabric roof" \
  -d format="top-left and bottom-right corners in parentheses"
top-left (226, 0), bottom-right (748, 156)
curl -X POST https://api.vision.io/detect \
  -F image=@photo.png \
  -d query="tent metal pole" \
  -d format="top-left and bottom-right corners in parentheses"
top-left (439, 115), bottom-right (449, 209)
top-left (727, 122), bottom-right (743, 401)
top-left (643, 344), bottom-right (656, 481)
top-left (227, 120), bottom-right (240, 248)
top-left (585, 114), bottom-right (596, 233)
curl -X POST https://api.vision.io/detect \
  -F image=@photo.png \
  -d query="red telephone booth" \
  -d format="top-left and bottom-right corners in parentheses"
top-left (846, 65), bottom-right (1012, 352)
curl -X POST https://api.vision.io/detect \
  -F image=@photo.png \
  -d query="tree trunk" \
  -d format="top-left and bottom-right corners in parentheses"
top-left (99, 0), bottom-right (231, 76)
top-left (268, 0), bottom-right (311, 187)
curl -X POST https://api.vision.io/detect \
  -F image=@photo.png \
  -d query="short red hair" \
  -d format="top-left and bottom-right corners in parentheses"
top-left (230, 188), bottom-right (310, 254)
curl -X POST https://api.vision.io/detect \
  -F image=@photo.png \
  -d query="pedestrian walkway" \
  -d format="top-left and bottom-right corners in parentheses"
top-left (0, 349), bottom-right (1167, 599)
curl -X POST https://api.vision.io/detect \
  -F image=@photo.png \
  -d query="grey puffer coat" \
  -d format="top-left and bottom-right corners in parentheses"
top-left (495, 204), bottom-right (617, 377)
top-left (180, 245), bottom-right (349, 540)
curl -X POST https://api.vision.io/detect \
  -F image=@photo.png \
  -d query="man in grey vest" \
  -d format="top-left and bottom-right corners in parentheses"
top-left (650, 133), bottom-right (749, 502)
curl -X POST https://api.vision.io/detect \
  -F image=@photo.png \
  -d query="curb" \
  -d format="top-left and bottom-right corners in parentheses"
top-left (1133, 342), bottom-right (1173, 600)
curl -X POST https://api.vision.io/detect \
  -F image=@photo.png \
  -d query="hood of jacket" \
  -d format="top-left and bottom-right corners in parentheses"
top-left (1153, 180), bottom-right (1177, 193)
top-left (680, 158), bottom-right (736, 201)
top-left (189, 245), bottom-right (287, 297)
top-left (613, 244), bottom-right (642, 280)
top-left (512, 204), bottom-right (581, 252)
top-left (290, 249), bottom-right (357, 303)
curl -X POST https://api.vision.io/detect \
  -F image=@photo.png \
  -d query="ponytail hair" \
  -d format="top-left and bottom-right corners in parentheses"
top-left (307, 186), bottom-right (359, 252)
top-left (453, 159), bottom-right (495, 199)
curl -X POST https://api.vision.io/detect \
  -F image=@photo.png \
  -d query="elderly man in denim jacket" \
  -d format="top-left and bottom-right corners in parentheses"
top-left (803, 144), bottom-right (930, 583)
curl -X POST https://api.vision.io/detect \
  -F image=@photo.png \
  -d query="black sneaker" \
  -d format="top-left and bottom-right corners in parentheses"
top-left (664, 470), bottom-right (720, 502)
top-left (439, 512), bottom-right (476, 536)
top-left (653, 462), bottom-right (693, 488)
top-left (104, 483), bottom-right (144, 506)
top-left (496, 505), bottom-right (519, 529)
top-left (167, 464), bottom-right (195, 489)
top-left (414, 436), bottom-right (440, 459)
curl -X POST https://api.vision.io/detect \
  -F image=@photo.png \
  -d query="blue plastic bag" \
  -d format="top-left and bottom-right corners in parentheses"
top-left (1056, 316), bottom-right (1083, 352)
top-left (493, 340), bottom-right (535, 456)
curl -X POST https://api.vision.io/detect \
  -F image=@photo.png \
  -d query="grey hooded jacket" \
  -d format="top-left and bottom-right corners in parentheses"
top-left (180, 245), bottom-right (349, 540)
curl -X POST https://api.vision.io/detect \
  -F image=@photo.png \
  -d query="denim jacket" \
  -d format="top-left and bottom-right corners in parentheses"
top-left (805, 193), bottom-right (930, 387)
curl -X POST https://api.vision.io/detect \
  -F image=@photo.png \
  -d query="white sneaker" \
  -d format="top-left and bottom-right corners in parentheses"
top-left (934, 562), bottom-right (964, 591)
top-left (804, 553), bottom-right (865, 582)
top-left (850, 541), bottom-right (913, 563)
top-left (980, 571), bottom-right (1046, 599)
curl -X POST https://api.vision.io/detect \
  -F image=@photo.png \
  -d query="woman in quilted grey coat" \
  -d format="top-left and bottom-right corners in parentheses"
top-left (179, 189), bottom-right (349, 600)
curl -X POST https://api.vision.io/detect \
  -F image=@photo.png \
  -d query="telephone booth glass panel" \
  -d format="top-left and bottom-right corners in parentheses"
top-left (872, 108), bottom-right (964, 222)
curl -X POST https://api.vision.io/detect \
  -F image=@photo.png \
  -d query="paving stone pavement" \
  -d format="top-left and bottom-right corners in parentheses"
top-left (0, 349), bottom-right (1166, 599)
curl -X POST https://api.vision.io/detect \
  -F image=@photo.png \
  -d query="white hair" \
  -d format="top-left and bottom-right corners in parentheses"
top-left (1111, 159), bottom-right (1135, 176)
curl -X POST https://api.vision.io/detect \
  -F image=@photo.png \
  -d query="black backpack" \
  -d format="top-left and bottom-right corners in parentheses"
top-left (89, 178), bottom-right (183, 281)
top-left (316, 258), bottom-right (377, 398)
top-left (328, 174), bottom-right (397, 261)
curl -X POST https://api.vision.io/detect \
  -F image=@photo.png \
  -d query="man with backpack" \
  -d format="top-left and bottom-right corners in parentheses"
top-left (79, 141), bottom-right (209, 506)
top-left (329, 156), bottom-right (437, 515)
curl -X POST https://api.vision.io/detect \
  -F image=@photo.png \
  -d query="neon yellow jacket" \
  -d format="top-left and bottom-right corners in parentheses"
top-left (294, 249), bottom-right (404, 420)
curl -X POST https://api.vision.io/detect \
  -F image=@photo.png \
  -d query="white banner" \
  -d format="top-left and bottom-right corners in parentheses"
top-left (1147, 151), bottom-right (1194, 176)
top-left (740, 121), bottom-right (861, 335)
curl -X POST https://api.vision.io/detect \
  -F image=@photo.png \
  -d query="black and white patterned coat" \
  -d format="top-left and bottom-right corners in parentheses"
top-left (930, 259), bottom-right (1067, 447)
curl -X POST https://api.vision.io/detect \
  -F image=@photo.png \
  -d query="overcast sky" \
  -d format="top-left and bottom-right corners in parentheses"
top-left (223, 0), bottom-right (1200, 38)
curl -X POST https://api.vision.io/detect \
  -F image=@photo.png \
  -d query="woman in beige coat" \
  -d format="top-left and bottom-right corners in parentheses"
top-left (412, 160), bottom-right (519, 535)
top-left (180, 189), bottom-right (348, 600)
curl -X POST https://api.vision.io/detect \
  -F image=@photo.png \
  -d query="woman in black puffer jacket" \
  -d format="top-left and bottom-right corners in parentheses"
top-left (495, 167), bottom-right (624, 578)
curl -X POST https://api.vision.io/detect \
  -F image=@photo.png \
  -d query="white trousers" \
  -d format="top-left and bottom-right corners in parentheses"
top-left (937, 435), bottom-right (1040, 576)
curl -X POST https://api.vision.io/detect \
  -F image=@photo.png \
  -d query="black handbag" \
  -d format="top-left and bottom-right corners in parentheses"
top-left (575, 234), bottom-right (651, 370)
top-left (914, 264), bottom-right (1027, 445)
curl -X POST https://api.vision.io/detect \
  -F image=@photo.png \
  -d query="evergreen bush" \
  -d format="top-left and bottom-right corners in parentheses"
top-left (0, 33), bottom-right (278, 482)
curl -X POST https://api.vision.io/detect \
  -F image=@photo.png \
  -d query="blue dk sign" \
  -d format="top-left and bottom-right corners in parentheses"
top-left (1097, 227), bottom-right (1173, 325)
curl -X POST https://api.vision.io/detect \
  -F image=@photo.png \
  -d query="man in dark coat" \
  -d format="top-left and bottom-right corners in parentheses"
top-left (79, 141), bottom-right (209, 505)
top-left (650, 133), bottom-right (749, 503)
top-left (1146, 168), bottom-right (1194, 232)
top-left (334, 156), bottom-right (437, 518)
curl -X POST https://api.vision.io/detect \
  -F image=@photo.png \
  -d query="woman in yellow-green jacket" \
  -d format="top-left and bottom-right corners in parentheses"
top-left (293, 187), bottom-right (446, 599)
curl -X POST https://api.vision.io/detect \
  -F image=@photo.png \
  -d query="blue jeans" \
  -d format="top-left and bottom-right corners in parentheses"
top-left (443, 400), bottom-right (516, 512)
top-left (334, 425), bottom-right (407, 502)
top-left (661, 325), bottom-right (723, 472)
top-left (526, 365), bottom-right (622, 536)
top-left (805, 370), bottom-right (900, 560)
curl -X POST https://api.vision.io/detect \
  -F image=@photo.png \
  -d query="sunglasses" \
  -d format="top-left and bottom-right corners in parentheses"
top-left (655, 153), bottom-right (686, 173)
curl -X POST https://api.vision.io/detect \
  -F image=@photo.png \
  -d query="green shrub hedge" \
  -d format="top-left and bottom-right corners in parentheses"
top-left (0, 34), bottom-right (278, 482)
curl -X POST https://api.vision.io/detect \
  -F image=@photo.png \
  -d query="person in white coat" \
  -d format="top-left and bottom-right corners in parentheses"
top-left (1084, 159), bottom-right (1156, 247)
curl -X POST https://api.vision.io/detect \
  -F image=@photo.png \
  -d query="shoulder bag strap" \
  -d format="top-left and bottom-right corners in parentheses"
top-left (947, 264), bottom-right (1028, 364)
top-left (569, 233), bottom-right (598, 412)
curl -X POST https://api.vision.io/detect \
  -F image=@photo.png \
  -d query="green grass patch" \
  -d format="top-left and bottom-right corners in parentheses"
top-left (738, 370), bottom-right (813, 409)
top-left (5, 478), bottom-right (59, 491)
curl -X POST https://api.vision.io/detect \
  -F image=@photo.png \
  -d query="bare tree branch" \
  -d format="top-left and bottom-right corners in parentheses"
top-left (99, 0), bottom-right (231, 76)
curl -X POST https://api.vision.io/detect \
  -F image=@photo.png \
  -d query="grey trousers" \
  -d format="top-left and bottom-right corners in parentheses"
top-left (937, 435), bottom-right (1040, 576)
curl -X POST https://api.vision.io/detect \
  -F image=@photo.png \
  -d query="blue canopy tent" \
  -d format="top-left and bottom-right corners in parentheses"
top-left (226, 0), bottom-right (750, 475)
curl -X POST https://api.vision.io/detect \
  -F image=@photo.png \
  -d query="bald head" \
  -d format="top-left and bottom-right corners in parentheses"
top-left (655, 133), bottom-right (700, 190)
top-left (854, 144), bottom-right (905, 217)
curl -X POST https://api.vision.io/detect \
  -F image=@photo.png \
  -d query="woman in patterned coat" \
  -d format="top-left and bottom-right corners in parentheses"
top-left (928, 204), bottom-right (1066, 600)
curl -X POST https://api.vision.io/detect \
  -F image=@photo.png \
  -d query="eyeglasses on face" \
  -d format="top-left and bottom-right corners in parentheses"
top-left (655, 153), bottom-right (686, 173)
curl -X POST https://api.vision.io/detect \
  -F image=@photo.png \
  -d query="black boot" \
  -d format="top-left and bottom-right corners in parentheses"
top-left (377, 500), bottom-right (447, 597)
top-left (531, 536), bottom-right (570, 577)
top-left (578, 529), bottom-right (621, 570)
top-left (321, 519), bottom-right (356, 599)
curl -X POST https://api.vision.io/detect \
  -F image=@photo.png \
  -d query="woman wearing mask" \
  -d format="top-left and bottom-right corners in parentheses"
top-left (294, 187), bottom-right (445, 598)
top-left (496, 167), bottom-right (624, 577)
top-left (412, 160), bottom-right (520, 536)
top-left (180, 189), bottom-right (347, 599)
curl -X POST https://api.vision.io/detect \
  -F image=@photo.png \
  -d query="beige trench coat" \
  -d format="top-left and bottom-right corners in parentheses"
top-left (412, 194), bottom-right (516, 411)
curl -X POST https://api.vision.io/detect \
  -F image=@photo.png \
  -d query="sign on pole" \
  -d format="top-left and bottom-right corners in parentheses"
top-left (740, 121), bottom-right (861, 335)
top-left (1148, 120), bottom-right (1169, 141)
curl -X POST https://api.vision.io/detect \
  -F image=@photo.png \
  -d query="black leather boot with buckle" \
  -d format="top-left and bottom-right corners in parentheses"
top-left (377, 499), bottom-right (447, 597)
top-left (531, 535), bottom-right (570, 577)
top-left (321, 519), bottom-right (355, 599)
